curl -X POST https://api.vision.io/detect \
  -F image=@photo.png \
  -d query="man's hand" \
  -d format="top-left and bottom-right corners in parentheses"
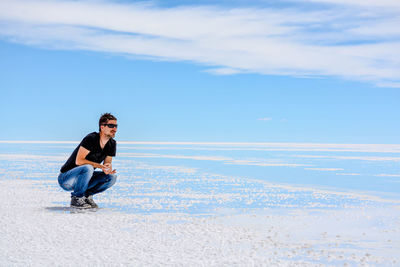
top-left (103, 162), bottom-right (116, 175)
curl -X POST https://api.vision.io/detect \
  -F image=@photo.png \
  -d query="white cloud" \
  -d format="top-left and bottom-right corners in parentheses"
top-left (0, 0), bottom-right (399, 86)
top-left (205, 67), bottom-right (242, 75)
top-left (376, 81), bottom-right (400, 88)
top-left (374, 174), bottom-right (400, 178)
top-left (305, 168), bottom-right (344, 171)
top-left (306, 0), bottom-right (400, 9)
top-left (258, 117), bottom-right (272, 121)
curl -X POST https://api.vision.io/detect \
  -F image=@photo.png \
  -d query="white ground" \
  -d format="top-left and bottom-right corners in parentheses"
top-left (1, 177), bottom-right (400, 266)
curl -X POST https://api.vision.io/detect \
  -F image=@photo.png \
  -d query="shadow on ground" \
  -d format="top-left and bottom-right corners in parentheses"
top-left (45, 206), bottom-right (99, 213)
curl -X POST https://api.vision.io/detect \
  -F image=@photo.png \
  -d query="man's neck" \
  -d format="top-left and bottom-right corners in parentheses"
top-left (99, 132), bottom-right (111, 142)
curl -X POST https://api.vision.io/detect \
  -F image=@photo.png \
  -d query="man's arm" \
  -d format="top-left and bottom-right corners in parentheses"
top-left (103, 156), bottom-right (116, 174)
top-left (104, 156), bottom-right (112, 165)
top-left (75, 146), bottom-right (104, 169)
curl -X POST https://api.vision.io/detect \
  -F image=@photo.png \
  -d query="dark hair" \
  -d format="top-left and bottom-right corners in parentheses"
top-left (99, 113), bottom-right (117, 132)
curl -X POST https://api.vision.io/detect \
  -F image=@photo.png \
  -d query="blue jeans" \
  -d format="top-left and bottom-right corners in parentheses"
top-left (58, 164), bottom-right (117, 197)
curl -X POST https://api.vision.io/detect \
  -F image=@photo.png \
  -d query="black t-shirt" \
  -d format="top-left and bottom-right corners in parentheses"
top-left (60, 132), bottom-right (117, 173)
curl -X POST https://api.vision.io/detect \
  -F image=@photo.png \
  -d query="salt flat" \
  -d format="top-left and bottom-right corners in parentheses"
top-left (1, 143), bottom-right (400, 266)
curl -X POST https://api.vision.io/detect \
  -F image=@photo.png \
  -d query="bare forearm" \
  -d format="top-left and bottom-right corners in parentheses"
top-left (103, 156), bottom-right (116, 174)
top-left (76, 158), bottom-right (103, 169)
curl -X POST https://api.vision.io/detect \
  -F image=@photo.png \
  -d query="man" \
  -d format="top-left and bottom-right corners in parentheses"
top-left (58, 113), bottom-right (118, 209)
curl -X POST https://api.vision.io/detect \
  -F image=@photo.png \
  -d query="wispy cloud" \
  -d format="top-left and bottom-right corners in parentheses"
top-left (257, 117), bottom-right (272, 122)
top-left (204, 67), bottom-right (242, 75)
top-left (374, 173), bottom-right (400, 178)
top-left (305, 168), bottom-right (344, 171)
top-left (305, 0), bottom-right (400, 9)
top-left (0, 0), bottom-right (399, 86)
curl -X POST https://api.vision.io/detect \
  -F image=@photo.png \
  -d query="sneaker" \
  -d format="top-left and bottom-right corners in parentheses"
top-left (85, 195), bottom-right (98, 209)
top-left (70, 196), bottom-right (92, 209)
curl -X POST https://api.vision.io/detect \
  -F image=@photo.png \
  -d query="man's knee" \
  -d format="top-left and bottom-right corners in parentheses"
top-left (80, 164), bottom-right (94, 174)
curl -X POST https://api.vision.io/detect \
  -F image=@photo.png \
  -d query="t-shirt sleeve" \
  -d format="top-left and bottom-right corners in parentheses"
top-left (80, 134), bottom-right (95, 151)
top-left (108, 140), bottom-right (116, 157)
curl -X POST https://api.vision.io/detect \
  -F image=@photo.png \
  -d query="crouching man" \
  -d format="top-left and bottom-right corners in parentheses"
top-left (58, 113), bottom-right (118, 209)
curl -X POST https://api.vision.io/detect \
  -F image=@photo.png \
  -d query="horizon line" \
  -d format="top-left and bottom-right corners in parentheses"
top-left (1, 140), bottom-right (400, 146)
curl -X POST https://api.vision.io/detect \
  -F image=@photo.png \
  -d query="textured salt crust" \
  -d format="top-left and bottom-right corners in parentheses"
top-left (1, 179), bottom-right (400, 266)
top-left (118, 152), bottom-right (311, 167)
top-left (0, 179), bottom-right (400, 266)
top-left (1, 149), bottom-right (400, 266)
top-left (292, 154), bottom-right (400, 162)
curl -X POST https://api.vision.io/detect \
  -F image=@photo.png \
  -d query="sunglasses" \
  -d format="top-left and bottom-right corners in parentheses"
top-left (102, 124), bottom-right (118, 129)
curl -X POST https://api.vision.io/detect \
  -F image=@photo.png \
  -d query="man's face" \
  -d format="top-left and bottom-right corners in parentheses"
top-left (101, 119), bottom-right (118, 138)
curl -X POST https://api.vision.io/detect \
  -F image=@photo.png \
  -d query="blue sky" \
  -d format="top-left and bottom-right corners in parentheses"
top-left (1, 0), bottom-right (400, 143)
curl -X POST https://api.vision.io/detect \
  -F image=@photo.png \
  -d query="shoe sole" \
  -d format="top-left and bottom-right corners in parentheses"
top-left (69, 207), bottom-right (98, 213)
top-left (70, 205), bottom-right (92, 209)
